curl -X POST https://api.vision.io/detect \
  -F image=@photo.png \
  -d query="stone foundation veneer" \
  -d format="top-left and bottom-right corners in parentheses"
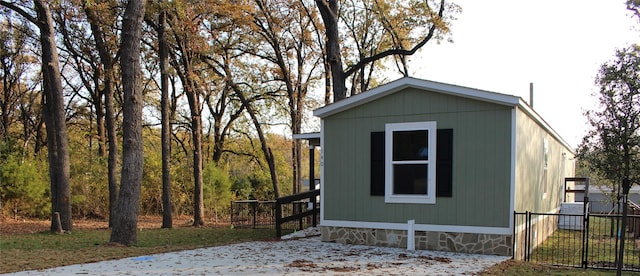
top-left (320, 226), bottom-right (512, 256)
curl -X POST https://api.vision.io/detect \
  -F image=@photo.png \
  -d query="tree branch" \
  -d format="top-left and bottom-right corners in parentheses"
top-left (0, 1), bottom-right (38, 26)
top-left (344, 0), bottom-right (446, 78)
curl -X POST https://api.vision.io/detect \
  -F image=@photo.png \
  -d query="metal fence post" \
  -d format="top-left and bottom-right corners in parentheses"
top-left (251, 201), bottom-right (256, 228)
top-left (582, 199), bottom-right (590, 269)
top-left (230, 201), bottom-right (234, 227)
top-left (513, 211), bottom-right (517, 260)
top-left (526, 211), bottom-right (531, 262)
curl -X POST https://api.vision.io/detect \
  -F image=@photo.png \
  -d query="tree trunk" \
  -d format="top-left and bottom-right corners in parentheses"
top-left (316, 0), bottom-right (447, 102)
top-left (292, 140), bottom-right (301, 194)
top-left (186, 85), bottom-right (204, 226)
top-left (323, 59), bottom-right (331, 105)
top-left (618, 197), bottom-right (629, 272)
top-left (169, 17), bottom-right (205, 226)
top-left (252, 0), bottom-right (311, 195)
top-left (158, 9), bottom-right (173, 229)
top-left (315, 0), bottom-right (346, 101)
top-left (84, 2), bottom-right (119, 228)
top-left (110, 0), bottom-right (146, 246)
top-left (175, 62), bottom-right (204, 226)
top-left (94, 95), bottom-right (106, 157)
top-left (291, 103), bottom-right (302, 194)
top-left (33, 0), bottom-right (72, 232)
top-left (105, 67), bottom-right (119, 229)
top-left (248, 105), bottom-right (280, 198)
top-left (224, 78), bottom-right (280, 198)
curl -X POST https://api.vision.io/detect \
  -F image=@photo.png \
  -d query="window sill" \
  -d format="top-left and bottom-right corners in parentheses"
top-left (384, 194), bottom-right (436, 204)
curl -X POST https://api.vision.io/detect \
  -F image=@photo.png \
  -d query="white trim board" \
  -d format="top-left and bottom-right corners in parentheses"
top-left (320, 219), bottom-right (512, 235)
top-left (314, 77), bottom-right (520, 118)
top-left (509, 109), bottom-right (517, 233)
top-left (319, 121), bottom-right (325, 224)
top-left (292, 132), bottom-right (320, 140)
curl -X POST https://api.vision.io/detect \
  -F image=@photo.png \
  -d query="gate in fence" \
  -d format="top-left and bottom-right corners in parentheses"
top-left (514, 207), bottom-right (640, 271)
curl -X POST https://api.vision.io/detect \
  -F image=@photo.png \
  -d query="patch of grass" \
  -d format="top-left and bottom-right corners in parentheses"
top-left (480, 259), bottom-right (625, 275)
top-left (0, 227), bottom-right (274, 274)
top-left (529, 229), bottom-right (584, 266)
top-left (527, 216), bottom-right (640, 269)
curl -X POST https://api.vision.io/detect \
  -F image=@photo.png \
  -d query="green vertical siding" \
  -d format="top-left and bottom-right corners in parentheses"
top-left (323, 88), bottom-right (513, 228)
top-left (514, 108), bottom-right (575, 213)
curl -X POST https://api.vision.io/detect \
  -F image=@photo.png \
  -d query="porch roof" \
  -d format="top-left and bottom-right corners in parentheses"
top-left (293, 132), bottom-right (320, 147)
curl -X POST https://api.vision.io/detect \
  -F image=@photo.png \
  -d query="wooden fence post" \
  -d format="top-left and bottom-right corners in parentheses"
top-left (275, 198), bottom-right (282, 237)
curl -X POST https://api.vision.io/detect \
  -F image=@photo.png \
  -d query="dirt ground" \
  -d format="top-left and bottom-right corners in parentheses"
top-left (0, 215), bottom-right (214, 235)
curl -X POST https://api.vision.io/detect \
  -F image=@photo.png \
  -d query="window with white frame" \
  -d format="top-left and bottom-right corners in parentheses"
top-left (385, 121), bottom-right (437, 204)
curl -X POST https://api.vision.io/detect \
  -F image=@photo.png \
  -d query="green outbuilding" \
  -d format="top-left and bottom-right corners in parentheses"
top-left (312, 77), bottom-right (575, 256)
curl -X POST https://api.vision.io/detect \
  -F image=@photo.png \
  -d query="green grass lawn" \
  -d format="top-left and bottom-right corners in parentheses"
top-left (480, 260), bottom-right (630, 275)
top-left (527, 216), bottom-right (640, 271)
top-left (0, 226), bottom-right (275, 274)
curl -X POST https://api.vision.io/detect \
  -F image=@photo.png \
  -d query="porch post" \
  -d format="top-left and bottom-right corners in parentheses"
top-left (309, 145), bottom-right (317, 226)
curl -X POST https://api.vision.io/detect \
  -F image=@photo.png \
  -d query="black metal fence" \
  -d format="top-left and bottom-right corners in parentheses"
top-left (230, 200), bottom-right (276, 229)
top-left (515, 211), bottom-right (640, 271)
top-left (230, 189), bottom-right (320, 237)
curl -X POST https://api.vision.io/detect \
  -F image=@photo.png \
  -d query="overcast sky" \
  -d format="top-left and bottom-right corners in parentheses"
top-left (410, 0), bottom-right (639, 149)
